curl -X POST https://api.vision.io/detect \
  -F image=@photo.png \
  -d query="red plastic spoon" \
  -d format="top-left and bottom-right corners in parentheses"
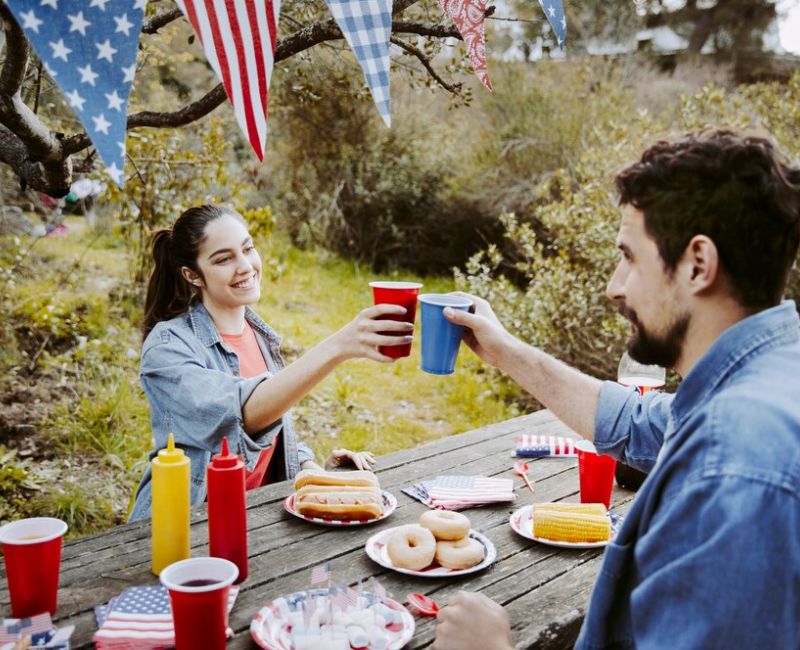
top-left (406, 592), bottom-right (440, 616)
top-left (513, 460), bottom-right (535, 495)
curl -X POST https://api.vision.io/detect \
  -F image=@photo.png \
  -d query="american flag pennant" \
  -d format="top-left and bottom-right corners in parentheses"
top-left (515, 434), bottom-right (577, 457)
top-left (303, 594), bottom-right (317, 628)
top-left (4, 0), bottom-right (146, 187)
top-left (438, 0), bottom-right (492, 91)
top-left (324, 0), bottom-right (392, 127)
top-left (174, 0), bottom-right (280, 160)
top-left (310, 562), bottom-right (331, 586)
top-left (0, 613), bottom-right (53, 645)
top-left (538, 0), bottom-right (566, 49)
top-left (343, 586), bottom-right (360, 608)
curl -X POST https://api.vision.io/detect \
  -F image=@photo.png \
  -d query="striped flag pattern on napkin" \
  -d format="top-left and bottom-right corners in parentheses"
top-left (0, 612), bottom-right (72, 649)
top-left (515, 434), bottom-right (577, 457)
top-left (403, 475), bottom-right (515, 510)
top-left (93, 585), bottom-right (238, 649)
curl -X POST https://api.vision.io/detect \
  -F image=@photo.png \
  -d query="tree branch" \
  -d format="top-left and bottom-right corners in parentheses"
top-left (63, 14), bottom-right (462, 155)
top-left (142, 8), bottom-right (184, 34)
top-left (0, 3), bottom-right (27, 97)
top-left (0, 5), bottom-right (71, 193)
top-left (390, 36), bottom-right (462, 93)
top-left (0, 0), bottom-right (463, 193)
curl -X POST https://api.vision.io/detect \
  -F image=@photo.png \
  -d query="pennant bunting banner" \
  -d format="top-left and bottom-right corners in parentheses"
top-left (439, 0), bottom-right (492, 91)
top-left (538, 0), bottom-right (566, 49)
top-left (324, 0), bottom-right (393, 127)
top-left (174, 0), bottom-right (280, 160)
top-left (4, 0), bottom-right (146, 186)
top-left (5, 0), bottom-right (567, 180)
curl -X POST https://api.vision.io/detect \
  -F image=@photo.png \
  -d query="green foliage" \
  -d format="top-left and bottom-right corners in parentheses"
top-left (269, 51), bottom-right (498, 274)
top-left (32, 480), bottom-right (118, 538)
top-left (0, 447), bottom-right (41, 522)
top-left (103, 120), bottom-right (254, 283)
top-left (458, 70), bottom-right (800, 381)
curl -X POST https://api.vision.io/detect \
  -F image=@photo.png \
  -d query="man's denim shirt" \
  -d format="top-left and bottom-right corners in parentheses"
top-left (576, 301), bottom-right (800, 649)
top-left (128, 302), bottom-right (314, 522)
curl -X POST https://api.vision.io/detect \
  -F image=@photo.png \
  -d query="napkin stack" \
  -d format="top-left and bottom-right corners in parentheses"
top-left (93, 585), bottom-right (238, 649)
top-left (0, 613), bottom-right (73, 650)
top-left (514, 434), bottom-right (577, 457)
top-left (403, 475), bottom-right (515, 510)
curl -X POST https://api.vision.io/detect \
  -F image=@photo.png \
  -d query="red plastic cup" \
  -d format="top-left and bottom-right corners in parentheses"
top-left (0, 517), bottom-right (68, 617)
top-left (160, 557), bottom-right (238, 650)
top-left (369, 281), bottom-right (423, 358)
top-left (575, 440), bottom-right (617, 508)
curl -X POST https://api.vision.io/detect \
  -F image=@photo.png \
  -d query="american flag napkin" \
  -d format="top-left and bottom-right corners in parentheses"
top-left (0, 613), bottom-right (72, 649)
top-left (403, 475), bottom-right (515, 510)
top-left (515, 434), bottom-right (577, 458)
top-left (93, 585), bottom-right (239, 649)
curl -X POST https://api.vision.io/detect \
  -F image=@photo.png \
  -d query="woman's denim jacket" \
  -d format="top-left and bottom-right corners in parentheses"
top-left (128, 302), bottom-right (314, 521)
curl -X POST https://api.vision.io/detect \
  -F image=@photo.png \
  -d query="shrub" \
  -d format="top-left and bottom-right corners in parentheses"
top-left (457, 72), bottom-right (800, 384)
top-left (268, 51), bottom-right (500, 273)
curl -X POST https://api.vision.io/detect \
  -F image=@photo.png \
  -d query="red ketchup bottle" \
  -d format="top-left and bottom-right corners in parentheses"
top-left (207, 437), bottom-right (248, 583)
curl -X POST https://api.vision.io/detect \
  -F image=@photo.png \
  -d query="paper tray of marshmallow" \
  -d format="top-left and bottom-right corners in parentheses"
top-left (289, 469), bottom-right (389, 522)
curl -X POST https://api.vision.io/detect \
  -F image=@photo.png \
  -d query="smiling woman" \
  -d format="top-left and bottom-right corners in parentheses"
top-left (128, 205), bottom-right (414, 522)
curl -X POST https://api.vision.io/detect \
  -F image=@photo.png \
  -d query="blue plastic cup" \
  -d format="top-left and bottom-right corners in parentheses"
top-left (419, 294), bottom-right (473, 375)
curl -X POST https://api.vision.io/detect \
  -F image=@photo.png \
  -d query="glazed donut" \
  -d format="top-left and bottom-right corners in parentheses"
top-left (435, 536), bottom-right (485, 570)
top-left (419, 510), bottom-right (471, 541)
top-left (387, 525), bottom-right (436, 571)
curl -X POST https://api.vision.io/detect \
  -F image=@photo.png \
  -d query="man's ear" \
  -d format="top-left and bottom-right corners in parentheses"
top-left (682, 235), bottom-right (719, 293)
top-left (180, 266), bottom-right (203, 288)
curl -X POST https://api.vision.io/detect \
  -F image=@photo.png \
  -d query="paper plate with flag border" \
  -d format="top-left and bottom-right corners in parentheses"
top-left (365, 526), bottom-right (496, 577)
top-left (510, 505), bottom-right (623, 549)
top-left (250, 588), bottom-right (414, 650)
top-left (284, 490), bottom-right (397, 527)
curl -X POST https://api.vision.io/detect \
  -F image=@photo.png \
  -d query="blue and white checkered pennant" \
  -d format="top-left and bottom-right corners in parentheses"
top-left (324, 0), bottom-right (392, 127)
top-left (4, 0), bottom-right (146, 186)
top-left (538, 0), bottom-right (566, 49)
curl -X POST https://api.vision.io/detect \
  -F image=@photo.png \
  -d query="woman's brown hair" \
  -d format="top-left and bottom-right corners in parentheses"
top-left (142, 205), bottom-right (244, 339)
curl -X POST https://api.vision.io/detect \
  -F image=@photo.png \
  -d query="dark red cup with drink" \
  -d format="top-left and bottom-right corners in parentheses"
top-left (575, 440), bottom-right (617, 508)
top-left (0, 517), bottom-right (68, 617)
top-left (160, 557), bottom-right (238, 650)
top-left (369, 281), bottom-right (423, 358)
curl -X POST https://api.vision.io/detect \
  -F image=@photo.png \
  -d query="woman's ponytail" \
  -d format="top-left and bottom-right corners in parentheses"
top-left (143, 229), bottom-right (195, 339)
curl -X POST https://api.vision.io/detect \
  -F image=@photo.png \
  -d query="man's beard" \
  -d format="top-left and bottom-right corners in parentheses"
top-left (620, 304), bottom-right (689, 369)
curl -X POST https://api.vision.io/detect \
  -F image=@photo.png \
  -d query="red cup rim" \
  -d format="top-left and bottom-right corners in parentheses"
top-left (0, 517), bottom-right (68, 546)
top-left (369, 281), bottom-right (423, 290)
top-left (574, 440), bottom-right (598, 455)
top-left (160, 557), bottom-right (239, 593)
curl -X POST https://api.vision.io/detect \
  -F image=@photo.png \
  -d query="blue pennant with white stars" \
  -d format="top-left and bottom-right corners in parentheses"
top-left (538, 0), bottom-right (566, 49)
top-left (4, 0), bottom-right (146, 186)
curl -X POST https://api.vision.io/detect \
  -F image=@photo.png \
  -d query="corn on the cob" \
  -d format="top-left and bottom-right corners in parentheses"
top-left (533, 502), bottom-right (608, 515)
top-left (533, 508), bottom-right (611, 543)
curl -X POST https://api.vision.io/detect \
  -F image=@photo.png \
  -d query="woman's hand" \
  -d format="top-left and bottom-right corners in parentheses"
top-left (327, 304), bottom-right (414, 363)
top-left (324, 448), bottom-right (376, 471)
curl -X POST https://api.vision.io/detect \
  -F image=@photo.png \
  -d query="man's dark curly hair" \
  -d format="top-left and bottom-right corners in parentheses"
top-left (615, 130), bottom-right (800, 310)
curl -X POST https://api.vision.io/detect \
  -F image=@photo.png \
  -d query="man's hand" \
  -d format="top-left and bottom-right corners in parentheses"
top-left (443, 292), bottom-right (513, 368)
top-left (324, 448), bottom-right (376, 471)
top-left (432, 591), bottom-right (514, 650)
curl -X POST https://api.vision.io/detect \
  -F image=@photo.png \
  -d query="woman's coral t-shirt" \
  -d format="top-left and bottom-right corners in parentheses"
top-left (220, 322), bottom-right (280, 489)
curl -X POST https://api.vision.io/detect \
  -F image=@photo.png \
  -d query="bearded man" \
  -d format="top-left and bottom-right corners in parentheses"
top-left (433, 130), bottom-right (800, 649)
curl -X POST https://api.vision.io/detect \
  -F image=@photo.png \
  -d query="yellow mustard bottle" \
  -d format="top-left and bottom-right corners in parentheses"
top-left (151, 433), bottom-right (190, 575)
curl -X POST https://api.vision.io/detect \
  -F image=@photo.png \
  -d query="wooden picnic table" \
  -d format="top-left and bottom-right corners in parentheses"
top-left (1, 409), bottom-right (634, 649)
